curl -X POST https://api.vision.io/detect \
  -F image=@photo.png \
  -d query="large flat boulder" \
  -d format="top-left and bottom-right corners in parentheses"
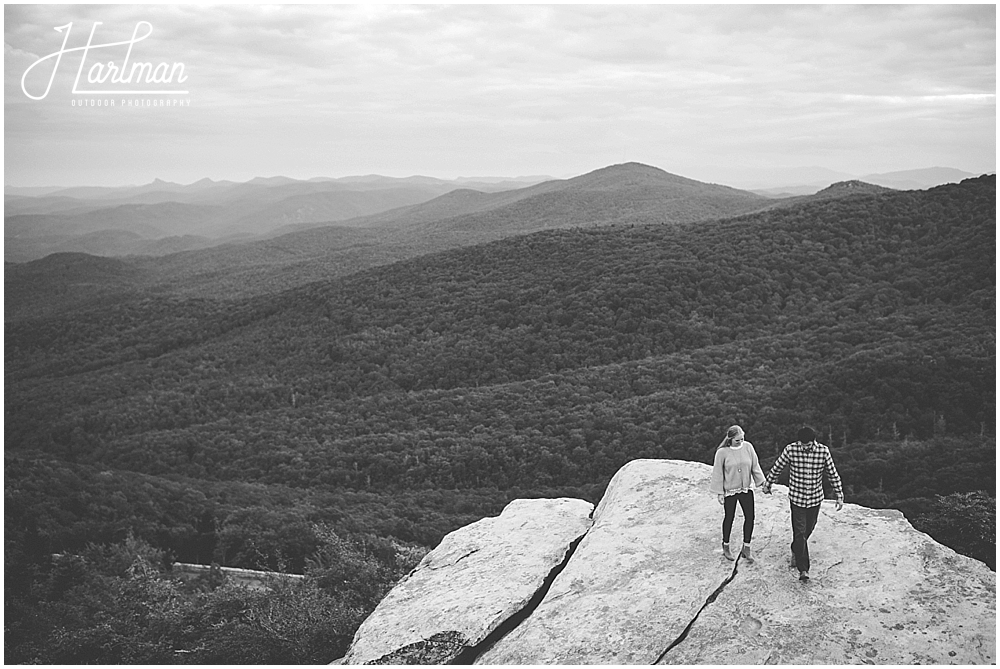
top-left (341, 458), bottom-right (996, 665)
top-left (341, 497), bottom-right (594, 664)
top-left (478, 458), bottom-right (995, 665)
top-left (659, 489), bottom-right (996, 665)
top-left (477, 459), bottom-right (733, 664)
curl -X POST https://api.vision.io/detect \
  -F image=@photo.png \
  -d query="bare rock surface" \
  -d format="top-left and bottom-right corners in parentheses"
top-left (341, 459), bottom-right (995, 665)
top-left (341, 497), bottom-right (594, 664)
top-left (659, 486), bottom-right (996, 665)
top-left (477, 458), bottom-right (732, 664)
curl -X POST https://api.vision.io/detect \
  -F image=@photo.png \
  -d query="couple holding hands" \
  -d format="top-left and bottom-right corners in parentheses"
top-left (709, 424), bottom-right (844, 583)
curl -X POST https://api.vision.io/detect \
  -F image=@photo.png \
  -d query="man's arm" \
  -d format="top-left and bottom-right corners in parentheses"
top-left (762, 446), bottom-right (790, 493)
top-left (825, 448), bottom-right (844, 510)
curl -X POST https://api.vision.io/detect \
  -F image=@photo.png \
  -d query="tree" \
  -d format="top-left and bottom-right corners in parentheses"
top-left (910, 491), bottom-right (995, 570)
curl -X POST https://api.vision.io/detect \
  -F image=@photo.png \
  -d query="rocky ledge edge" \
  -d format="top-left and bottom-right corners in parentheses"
top-left (338, 459), bottom-right (995, 665)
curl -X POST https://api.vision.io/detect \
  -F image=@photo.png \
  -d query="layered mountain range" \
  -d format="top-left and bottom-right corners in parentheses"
top-left (9, 162), bottom-right (956, 314)
top-left (5, 162), bottom-right (975, 266)
top-left (4, 173), bottom-right (549, 262)
top-left (8, 163), bottom-right (776, 310)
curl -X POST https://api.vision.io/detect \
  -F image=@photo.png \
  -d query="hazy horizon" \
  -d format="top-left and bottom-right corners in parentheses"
top-left (3, 163), bottom-right (990, 194)
top-left (5, 5), bottom-right (995, 189)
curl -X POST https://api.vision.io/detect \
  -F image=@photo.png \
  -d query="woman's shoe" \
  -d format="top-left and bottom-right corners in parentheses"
top-left (722, 542), bottom-right (735, 561)
top-left (740, 544), bottom-right (754, 564)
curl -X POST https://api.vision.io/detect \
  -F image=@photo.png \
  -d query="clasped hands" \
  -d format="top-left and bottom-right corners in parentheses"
top-left (757, 483), bottom-right (844, 510)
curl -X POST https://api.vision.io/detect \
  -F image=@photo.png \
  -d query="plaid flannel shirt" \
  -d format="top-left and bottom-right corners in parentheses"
top-left (765, 440), bottom-right (844, 508)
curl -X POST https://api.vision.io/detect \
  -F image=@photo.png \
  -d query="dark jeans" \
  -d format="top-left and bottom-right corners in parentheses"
top-left (722, 491), bottom-right (755, 544)
top-left (790, 503), bottom-right (821, 573)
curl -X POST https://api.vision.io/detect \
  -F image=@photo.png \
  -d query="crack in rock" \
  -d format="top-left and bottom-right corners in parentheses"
top-left (453, 533), bottom-right (589, 665)
top-left (449, 549), bottom-right (480, 567)
top-left (429, 548), bottom-right (481, 571)
top-left (822, 558), bottom-right (845, 575)
top-left (654, 555), bottom-right (743, 664)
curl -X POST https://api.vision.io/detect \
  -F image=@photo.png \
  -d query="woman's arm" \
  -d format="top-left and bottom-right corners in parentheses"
top-left (709, 448), bottom-right (726, 495)
top-left (748, 443), bottom-right (766, 486)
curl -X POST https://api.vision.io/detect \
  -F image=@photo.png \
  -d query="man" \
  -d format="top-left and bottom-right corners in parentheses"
top-left (762, 425), bottom-right (844, 582)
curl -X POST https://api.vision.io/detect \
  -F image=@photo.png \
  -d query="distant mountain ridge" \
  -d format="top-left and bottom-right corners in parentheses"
top-left (7, 162), bottom-right (775, 291)
top-left (859, 167), bottom-right (976, 190)
top-left (4, 173), bottom-right (552, 200)
top-left (10, 163), bottom-right (959, 310)
top-left (347, 163), bottom-right (769, 235)
top-left (7, 164), bottom-right (982, 263)
top-left (6, 163), bottom-right (990, 287)
top-left (4, 173), bottom-right (554, 263)
top-left (749, 166), bottom-right (978, 196)
top-left (7, 164), bottom-right (979, 199)
top-left (134, 163), bottom-right (778, 300)
top-left (814, 180), bottom-right (896, 196)
top-left (754, 179), bottom-right (897, 208)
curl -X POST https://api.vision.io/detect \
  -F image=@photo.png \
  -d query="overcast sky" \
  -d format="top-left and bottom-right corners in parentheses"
top-left (4, 4), bottom-right (996, 188)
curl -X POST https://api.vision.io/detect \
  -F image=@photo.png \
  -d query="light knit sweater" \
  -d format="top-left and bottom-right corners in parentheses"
top-left (709, 442), bottom-right (766, 495)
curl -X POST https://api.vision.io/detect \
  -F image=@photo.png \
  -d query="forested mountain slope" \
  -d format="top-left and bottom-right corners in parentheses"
top-left (6, 175), bottom-right (994, 662)
top-left (7, 175), bottom-right (993, 492)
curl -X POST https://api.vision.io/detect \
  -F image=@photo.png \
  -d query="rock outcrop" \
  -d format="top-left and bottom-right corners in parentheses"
top-left (341, 459), bottom-right (996, 665)
top-left (341, 497), bottom-right (594, 664)
top-left (478, 459), bottom-right (733, 664)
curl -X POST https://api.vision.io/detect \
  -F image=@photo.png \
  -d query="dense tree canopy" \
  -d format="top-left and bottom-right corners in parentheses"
top-left (7, 177), bottom-right (993, 482)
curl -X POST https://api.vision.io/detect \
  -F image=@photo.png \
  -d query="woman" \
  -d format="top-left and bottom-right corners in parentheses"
top-left (709, 425), bottom-right (766, 562)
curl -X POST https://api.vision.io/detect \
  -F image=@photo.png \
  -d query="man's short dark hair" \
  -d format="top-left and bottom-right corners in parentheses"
top-left (798, 426), bottom-right (817, 443)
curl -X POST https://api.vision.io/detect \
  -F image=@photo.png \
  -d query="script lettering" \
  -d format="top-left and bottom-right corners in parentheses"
top-left (21, 21), bottom-right (189, 99)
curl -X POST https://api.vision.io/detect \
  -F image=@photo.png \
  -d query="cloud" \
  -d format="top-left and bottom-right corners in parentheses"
top-left (4, 4), bottom-right (995, 186)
